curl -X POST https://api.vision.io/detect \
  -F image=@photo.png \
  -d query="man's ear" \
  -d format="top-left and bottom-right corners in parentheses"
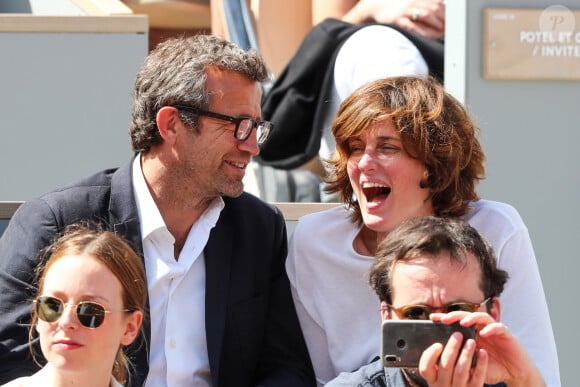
top-left (489, 296), bottom-right (501, 321)
top-left (156, 106), bottom-right (180, 145)
top-left (380, 301), bottom-right (391, 321)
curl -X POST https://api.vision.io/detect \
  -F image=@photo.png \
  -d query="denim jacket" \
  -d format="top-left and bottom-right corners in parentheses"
top-left (325, 357), bottom-right (507, 387)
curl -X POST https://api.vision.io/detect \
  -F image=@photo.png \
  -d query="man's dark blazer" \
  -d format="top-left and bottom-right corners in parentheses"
top-left (0, 159), bottom-right (315, 386)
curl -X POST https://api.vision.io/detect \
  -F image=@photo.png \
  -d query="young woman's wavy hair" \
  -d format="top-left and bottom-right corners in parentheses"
top-left (30, 222), bottom-right (147, 385)
top-left (325, 76), bottom-right (485, 224)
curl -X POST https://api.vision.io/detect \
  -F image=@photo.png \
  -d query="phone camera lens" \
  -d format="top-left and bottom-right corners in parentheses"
top-left (384, 355), bottom-right (399, 364)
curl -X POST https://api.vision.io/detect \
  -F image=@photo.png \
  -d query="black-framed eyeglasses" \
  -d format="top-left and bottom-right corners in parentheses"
top-left (171, 104), bottom-right (272, 144)
top-left (386, 298), bottom-right (492, 320)
top-left (34, 295), bottom-right (130, 329)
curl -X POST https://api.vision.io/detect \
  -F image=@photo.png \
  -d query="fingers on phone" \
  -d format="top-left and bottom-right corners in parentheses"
top-left (432, 332), bottom-right (465, 383)
top-left (421, 334), bottom-right (483, 385)
top-left (453, 339), bottom-right (478, 384)
top-left (471, 349), bottom-right (488, 384)
top-left (418, 342), bottom-right (444, 382)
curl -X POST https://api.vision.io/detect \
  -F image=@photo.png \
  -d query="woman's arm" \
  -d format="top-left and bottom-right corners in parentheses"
top-left (312, 0), bottom-right (445, 39)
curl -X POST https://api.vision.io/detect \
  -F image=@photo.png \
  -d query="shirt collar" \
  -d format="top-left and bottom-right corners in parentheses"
top-left (132, 155), bottom-right (166, 241)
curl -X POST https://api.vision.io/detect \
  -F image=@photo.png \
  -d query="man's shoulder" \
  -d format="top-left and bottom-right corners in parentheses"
top-left (15, 167), bottom-right (124, 225)
top-left (221, 193), bottom-right (285, 228)
top-left (38, 168), bottom-right (117, 204)
top-left (326, 358), bottom-right (404, 387)
top-left (225, 192), bottom-right (280, 214)
top-left (69, 167), bottom-right (118, 185)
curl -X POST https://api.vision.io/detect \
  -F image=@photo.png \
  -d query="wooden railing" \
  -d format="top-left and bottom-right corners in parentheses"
top-left (0, 201), bottom-right (339, 221)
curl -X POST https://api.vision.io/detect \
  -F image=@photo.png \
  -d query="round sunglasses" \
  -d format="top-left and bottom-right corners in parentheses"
top-left (387, 298), bottom-right (492, 320)
top-left (34, 296), bottom-right (130, 329)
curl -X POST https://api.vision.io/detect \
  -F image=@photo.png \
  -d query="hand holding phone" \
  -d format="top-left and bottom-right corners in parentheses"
top-left (381, 320), bottom-right (476, 368)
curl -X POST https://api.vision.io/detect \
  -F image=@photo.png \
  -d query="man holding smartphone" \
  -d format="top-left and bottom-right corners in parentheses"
top-left (326, 216), bottom-right (545, 387)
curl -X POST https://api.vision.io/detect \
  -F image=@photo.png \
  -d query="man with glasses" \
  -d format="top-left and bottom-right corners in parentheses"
top-left (0, 35), bottom-right (315, 387)
top-left (327, 217), bottom-right (545, 387)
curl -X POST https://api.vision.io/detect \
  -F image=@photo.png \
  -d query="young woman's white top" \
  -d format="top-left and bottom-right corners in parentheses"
top-left (1, 374), bottom-right (123, 387)
top-left (286, 199), bottom-right (560, 386)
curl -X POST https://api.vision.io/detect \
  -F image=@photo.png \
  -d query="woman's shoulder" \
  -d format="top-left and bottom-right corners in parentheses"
top-left (111, 376), bottom-right (123, 387)
top-left (1, 376), bottom-right (30, 387)
top-left (297, 203), bottom-right (352, 225)
top-left (464, 200), bottom-right (530, 248)
top-left (466, 199), bottom-right (526, 228)
top-left (292, 204), bottom-right (358, 239)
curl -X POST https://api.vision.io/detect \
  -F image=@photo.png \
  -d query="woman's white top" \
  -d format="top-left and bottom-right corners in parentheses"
top-left (1, 374), bottom-right (123, 387)
top-left (286, 200), bottom-right (560, 386)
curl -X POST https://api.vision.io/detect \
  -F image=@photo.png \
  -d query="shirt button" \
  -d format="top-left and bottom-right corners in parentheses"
top-left (170, 339), bottom-right (176, 349)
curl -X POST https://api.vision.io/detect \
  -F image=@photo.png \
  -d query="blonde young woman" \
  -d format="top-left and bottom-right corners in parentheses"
top-left (2, 225), bottom-right (146, 387)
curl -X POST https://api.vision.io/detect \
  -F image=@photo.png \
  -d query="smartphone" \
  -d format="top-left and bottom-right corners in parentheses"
top-left (381, 320), bottom-right (477, 368)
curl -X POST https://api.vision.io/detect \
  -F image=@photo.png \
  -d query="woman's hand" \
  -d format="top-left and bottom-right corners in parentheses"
top-left (341, 0), bottom-right (445, 40)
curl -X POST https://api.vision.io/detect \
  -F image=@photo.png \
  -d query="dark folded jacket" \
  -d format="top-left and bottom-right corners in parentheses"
top-left (258, 18), bottom-right (443, 170)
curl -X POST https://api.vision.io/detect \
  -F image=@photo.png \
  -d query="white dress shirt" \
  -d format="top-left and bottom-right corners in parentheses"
top-left (132, 156), bottom-right (224, 387)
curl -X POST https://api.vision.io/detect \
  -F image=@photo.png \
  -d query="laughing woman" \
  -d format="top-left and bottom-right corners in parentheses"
top-left (286, 76), bottom-right (560, 386)
top-left (2, 224), bottom-right (146, 387)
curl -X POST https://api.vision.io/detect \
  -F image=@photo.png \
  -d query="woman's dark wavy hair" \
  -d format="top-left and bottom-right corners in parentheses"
top-left (325, 76), bottom-right (485, 224)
